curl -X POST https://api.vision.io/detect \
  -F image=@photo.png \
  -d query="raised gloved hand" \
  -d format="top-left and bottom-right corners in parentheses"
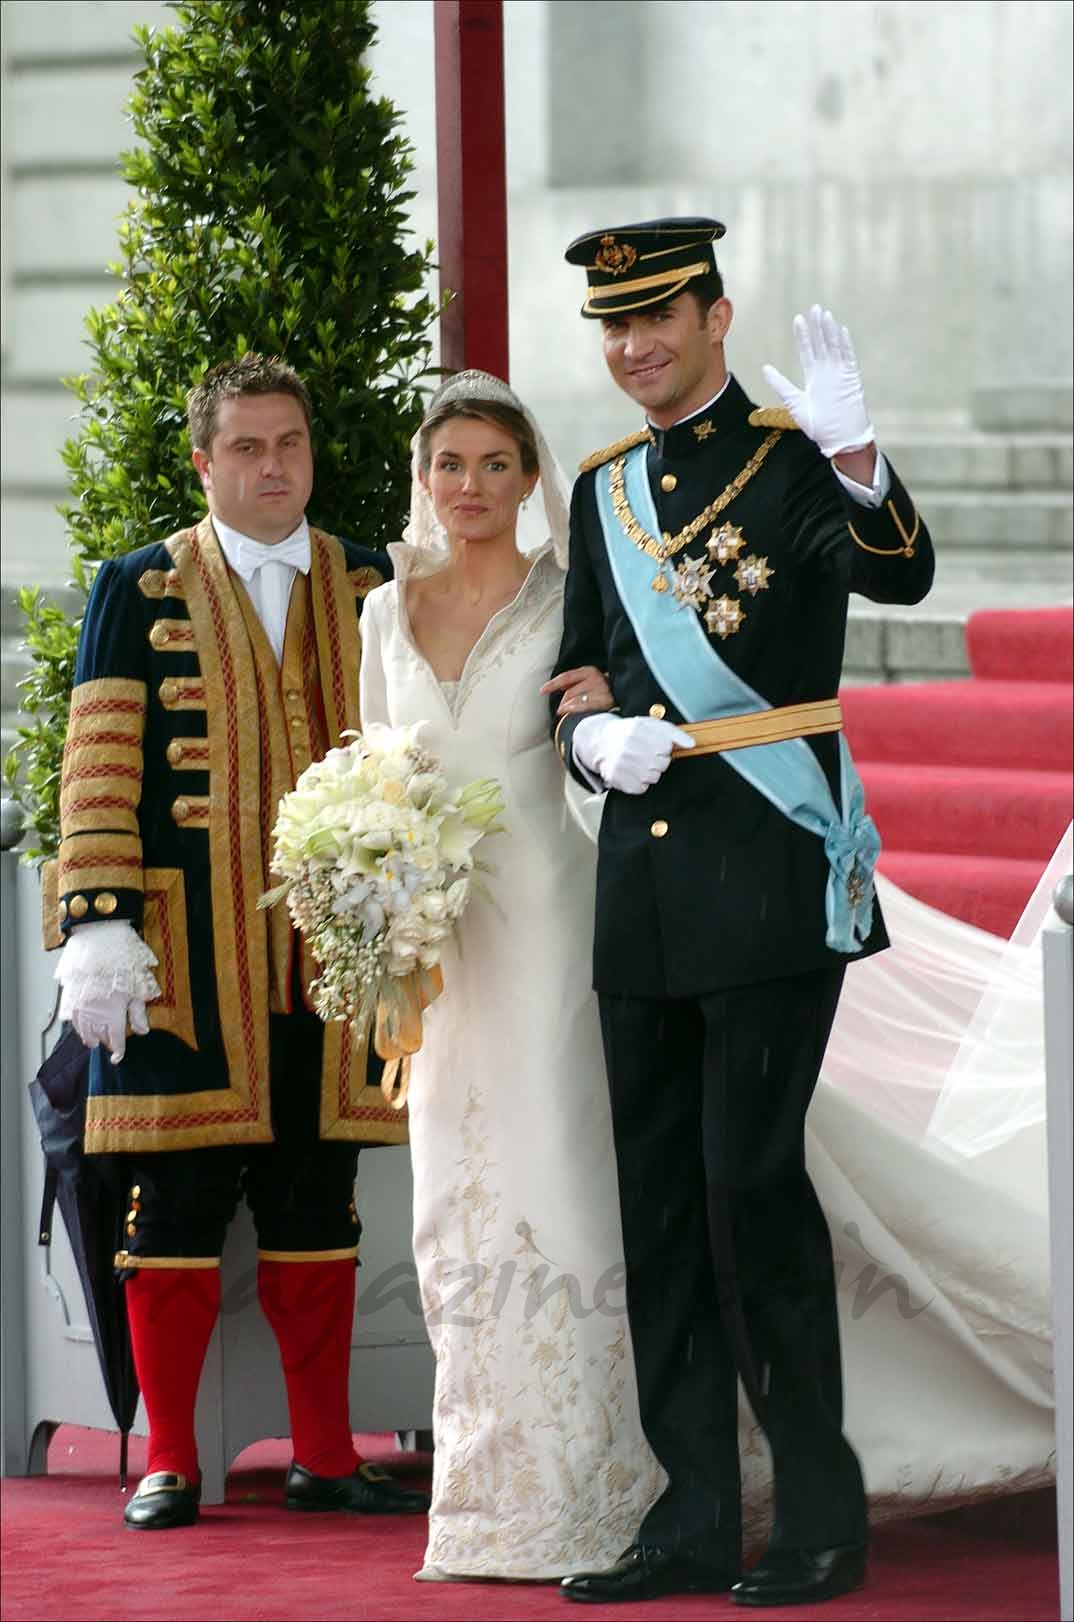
top-left (572, 714), bottom-right (694, 794)
top-left (55, 918), bottom-right (159, 1065)
top-left (762, 304), bottom-right (876, 458)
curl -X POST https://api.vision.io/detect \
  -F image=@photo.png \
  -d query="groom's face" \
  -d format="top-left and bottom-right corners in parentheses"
top-left (600, 292), bottom-right (732, 428)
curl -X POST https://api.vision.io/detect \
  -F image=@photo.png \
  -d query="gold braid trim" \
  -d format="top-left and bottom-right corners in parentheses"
top-left (849, 500), bottom-right (921, 558)
top-left (609, 429), bottom-right (783, 566)
top-left (578, 428), bottom-right (653, 474)
top-left (747, 406), bottom-right (800, 431)
top-left (256, 1247), bottom-right (359, 1264)
top-left (114, 1253), bottom-right (220, 1270)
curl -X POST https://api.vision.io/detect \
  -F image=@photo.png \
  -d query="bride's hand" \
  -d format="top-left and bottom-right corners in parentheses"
top-left (541, 665), bottom-right (616, 718)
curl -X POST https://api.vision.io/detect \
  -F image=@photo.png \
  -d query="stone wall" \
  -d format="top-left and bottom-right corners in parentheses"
top-left (1, 0), bottom-right (1070, 618)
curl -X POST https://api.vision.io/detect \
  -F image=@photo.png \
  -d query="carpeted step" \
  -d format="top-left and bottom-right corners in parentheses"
top-left (861, 762), bottom-right (1072, 862)
top-left (841, 680), bottom-right (1073, 772)
top-left (967, 605), bottom-right (1074, 683)
top-left (878, 849), bottom-right (1047, 938)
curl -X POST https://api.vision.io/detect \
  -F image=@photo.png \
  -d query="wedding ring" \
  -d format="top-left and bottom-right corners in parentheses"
top-left (580, 692), bottom-right (589, 704)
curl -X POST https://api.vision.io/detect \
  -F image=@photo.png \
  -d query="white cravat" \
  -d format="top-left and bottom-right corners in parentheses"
top-left (213, 516), bottom-right (311, 662)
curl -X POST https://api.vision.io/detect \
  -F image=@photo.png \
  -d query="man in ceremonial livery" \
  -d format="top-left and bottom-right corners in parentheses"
top-left (552, 220), bottom-right (934, 1607)
top-left (51, 354), bottom-right (429, 1529)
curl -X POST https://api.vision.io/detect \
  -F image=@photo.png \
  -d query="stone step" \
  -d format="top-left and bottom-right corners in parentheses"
top-left (914, 489), bottom-right (1072, 549)
top-left (844, 610), bottom-right (968, 684)
top-left (971, 382), bottom-right (1073, 433)
top-left (882, 432), bottom-right (1072, 492)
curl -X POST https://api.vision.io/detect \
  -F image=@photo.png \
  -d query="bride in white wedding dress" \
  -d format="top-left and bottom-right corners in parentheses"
top-left (359, 367), bottom-right (1063, 1579)
top-left (358, 371), bottom-right (665, 1580)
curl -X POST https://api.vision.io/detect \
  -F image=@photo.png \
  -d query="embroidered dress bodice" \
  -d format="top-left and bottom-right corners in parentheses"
top-left (358, 543), bottom-right (665, 1578)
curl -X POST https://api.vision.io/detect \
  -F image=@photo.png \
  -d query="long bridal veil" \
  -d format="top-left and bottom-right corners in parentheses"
top-left (787, 827), bottom-right (1069, 1527)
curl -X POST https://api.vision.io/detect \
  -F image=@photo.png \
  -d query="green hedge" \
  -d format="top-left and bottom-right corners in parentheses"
top-left (6, 0), bottom-right (437, 856)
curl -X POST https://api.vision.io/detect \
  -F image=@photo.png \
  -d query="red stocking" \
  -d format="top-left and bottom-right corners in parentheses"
top-left (258, 1257), bottom-right (360, 1478)
top-left (126, 1266), bottom-right (221, 1481)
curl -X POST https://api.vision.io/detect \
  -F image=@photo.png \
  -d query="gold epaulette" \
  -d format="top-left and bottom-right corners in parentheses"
top-left (747, 406), bottom-right (799, 431)
top-left (578, 428), bottom-right (653, 474)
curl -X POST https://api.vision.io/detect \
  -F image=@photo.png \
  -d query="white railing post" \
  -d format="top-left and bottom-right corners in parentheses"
top-left (1044, 874), bottom-right (1073, 1622)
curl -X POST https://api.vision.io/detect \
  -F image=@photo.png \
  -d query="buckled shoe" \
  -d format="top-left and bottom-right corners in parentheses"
top-left (123, 1471), bottom-right (201, 1531)
top-left (284, 1460), bottom-right (430, 1515)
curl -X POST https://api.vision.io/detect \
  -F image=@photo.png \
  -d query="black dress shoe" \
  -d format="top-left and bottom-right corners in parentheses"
top-left (123, 1471), bottom-right (201, 1531)
top-left (732, 1543), bottom-right (868, 1606)
top-left (284, 1460), bottom-right (430, 1515)
top-left (561, 1543), bottom-right (736, 1604)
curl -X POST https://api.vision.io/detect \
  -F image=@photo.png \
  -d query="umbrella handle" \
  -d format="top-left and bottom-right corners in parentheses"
top-left (39, 984), bottom-right (62, 1066)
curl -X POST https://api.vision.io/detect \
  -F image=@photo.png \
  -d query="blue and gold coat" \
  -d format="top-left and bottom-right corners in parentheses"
top-left (52, 517), bottom-right (404, 1154)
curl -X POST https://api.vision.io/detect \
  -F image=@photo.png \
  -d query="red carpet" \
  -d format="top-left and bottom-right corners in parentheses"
top-left (0, 1427), bottom-right (1060, 1622)
top-left (843, 607), bottom-right (1073, 936)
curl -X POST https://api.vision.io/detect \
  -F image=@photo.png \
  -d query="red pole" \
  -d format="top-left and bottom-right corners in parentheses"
top-left (433, 0), bottom-right (509, 380)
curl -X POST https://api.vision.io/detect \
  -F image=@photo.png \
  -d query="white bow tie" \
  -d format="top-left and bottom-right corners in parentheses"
top-left (233, 531), bottom-right (311, 581)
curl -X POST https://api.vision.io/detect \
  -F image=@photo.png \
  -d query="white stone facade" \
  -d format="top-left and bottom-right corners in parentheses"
top-left (1, 0), bottom-right (1071, 601)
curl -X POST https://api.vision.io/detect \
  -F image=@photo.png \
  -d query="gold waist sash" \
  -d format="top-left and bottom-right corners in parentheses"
top-left (670, 698), bottom-right (843, 759)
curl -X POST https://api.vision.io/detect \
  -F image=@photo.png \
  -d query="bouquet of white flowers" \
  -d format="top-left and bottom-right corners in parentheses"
top-left (261, 722), bottom-right (505, 1104)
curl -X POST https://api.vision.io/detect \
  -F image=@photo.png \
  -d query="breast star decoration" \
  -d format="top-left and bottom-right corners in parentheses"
top-left (734, 554), bottom-right (775, 596)
top-left (705, 595), bottom-right (745, 639)
top-left (706, 522), bottom-right (746, 565)
top-left (671, 555), bottom-right (714, 610)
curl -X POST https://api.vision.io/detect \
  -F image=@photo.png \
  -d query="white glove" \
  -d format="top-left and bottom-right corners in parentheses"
top-left (67, 989), bottom-right (149, 1063)
top-left (762, 304), bottom-right (876, 458)
top-left (55, 919), bottom-right (159, 1065)
top-left (573, 714), bottom-right (694, 795)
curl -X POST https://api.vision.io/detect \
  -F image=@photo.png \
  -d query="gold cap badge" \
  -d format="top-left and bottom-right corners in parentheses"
top-left (593, 234), bottom-right (638, 277)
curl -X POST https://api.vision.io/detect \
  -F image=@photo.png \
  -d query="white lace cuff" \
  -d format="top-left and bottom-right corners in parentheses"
top-left (55, 919), bottom-right (162, 1008)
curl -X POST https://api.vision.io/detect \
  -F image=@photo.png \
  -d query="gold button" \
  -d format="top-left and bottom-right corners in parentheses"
top-left (126, 1209), bottom-right (139, 1224)
top-left (289, 716), bottom-right (303, 731)
top-left (286, 689), bottom-right (302, 705)
top-left (648, 703), bottom-right (666, 719)
top-left (660, 474), bottom-right (677, 493)
top-left (650, 820), bottom-right (669, 838)
top-left (130, 1186), bottom-right (141, 1199)
top-left (126, 1223), bottom-right (137, 1238)
top-left (160, 679), bottom-right (178, 705)
top-left (172, 797), bottom-right (191, 823)
top-left (94, 892), bottom-right (118, 916)
top-left (167, 739), bottom-right (185, 765)
top-left (150, 622), bottom-right (171, 649)
top-left (69, 895), bottom-right (89, 919)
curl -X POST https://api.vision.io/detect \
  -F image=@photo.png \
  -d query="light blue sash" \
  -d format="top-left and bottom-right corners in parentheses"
top-left (596, 444), bottom-right (880, 952)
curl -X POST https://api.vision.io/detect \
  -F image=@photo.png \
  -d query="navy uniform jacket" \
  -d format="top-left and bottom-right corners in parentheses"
top-left (552, 378), bottom-right (935, 998)
top-left (52, 517), bottom-right (406, 1154)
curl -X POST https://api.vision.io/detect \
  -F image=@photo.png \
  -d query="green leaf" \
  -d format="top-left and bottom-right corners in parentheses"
top-left (6, 0), bottom-right (435, 858)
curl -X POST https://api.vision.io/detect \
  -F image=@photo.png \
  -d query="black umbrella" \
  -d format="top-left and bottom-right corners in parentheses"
top-left (29, 1024), bottom-right (140, 1487)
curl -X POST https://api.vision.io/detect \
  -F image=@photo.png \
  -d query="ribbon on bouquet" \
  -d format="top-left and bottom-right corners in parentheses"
top-left (375, 964), bottom-right (444, 1109)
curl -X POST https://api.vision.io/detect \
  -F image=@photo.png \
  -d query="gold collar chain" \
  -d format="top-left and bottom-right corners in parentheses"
top-left (608, 429), bottom-right (783, 568)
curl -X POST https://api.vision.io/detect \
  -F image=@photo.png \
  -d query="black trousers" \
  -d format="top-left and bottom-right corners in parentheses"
top-left (114, 1007), bottom-right (361, 1259)
top-left (599, 963), bottom-right (866, 1563)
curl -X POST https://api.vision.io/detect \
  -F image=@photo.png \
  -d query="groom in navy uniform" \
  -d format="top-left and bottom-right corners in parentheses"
top-left (550, 219), bottom-right (934, 1606)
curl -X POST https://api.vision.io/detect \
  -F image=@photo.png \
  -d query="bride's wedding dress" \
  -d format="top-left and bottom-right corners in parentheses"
top-left (359, 540), bottom-right (665, 1579)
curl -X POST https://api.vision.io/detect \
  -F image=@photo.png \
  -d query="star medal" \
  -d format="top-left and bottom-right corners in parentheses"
top-left (734, 554), bottom-right (775, 596)
top-left (705, 595), bottom-right (745, 639)
top-left (706, 522), bottom-right (746, 565)
top-left (671, 555), bottom-right (714, 610)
